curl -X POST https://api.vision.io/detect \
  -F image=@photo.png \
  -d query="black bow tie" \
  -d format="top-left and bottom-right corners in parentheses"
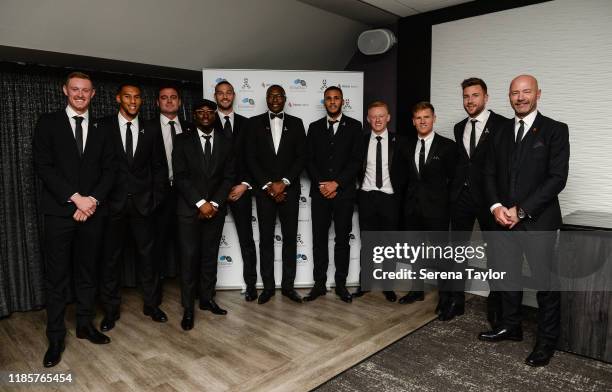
top-left (328, 120), bottom-right (338, 126)
top-left (270, 112), bottom-right (284, 120)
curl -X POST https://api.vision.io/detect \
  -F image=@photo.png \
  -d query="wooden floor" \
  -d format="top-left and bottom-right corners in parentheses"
top-left (0, 281), bottom-right (438, 392)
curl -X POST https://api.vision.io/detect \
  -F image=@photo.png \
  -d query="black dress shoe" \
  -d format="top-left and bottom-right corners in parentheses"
top-left (435, 297), bottom-right (450, 314)
top-left (438, 301), bottom-right (465, 321)
top-left (525, 343), bottom-right (555, 367)
top-left (143, 306), bottom-right (168, 322)
top-left (304, 287), bottom-right (327, 302)
top-left (383, 291), bottom-right (397, 302)
top-left (181, 310), bottom-right (194, 331)
top-left (199, 299), bottom-right (228, 315)
top-left (399, 291), bottom-right (424, 304)
top-left (258, 289), bottom-right (275, 304)
top-left (245, 286), bottom-right (258, 302)
top-left (282, 289), bottom-right (303, 303)
top-left (76, 325), bottom-right (111, 344)
top-left (335, 286), bottom-right (352, 303)
top-left (478, 327), bottom-right (523, 342)
top-left (100, 314), bottom-right (119, 332)
top-left (352, 287), bottom-right (369, 298)
top-left (43, 341), bottom-right (65, 368)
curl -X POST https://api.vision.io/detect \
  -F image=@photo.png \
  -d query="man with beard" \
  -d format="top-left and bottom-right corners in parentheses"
top-left (304, 86), bottom-right (362, 303)
top-left (99, 82), bottom-right (168, 332)
top-left (173, 99), bottom-right (235, 330)
top-left (447, 78), bottom-right (508, 323)
top-left (246, 85), bottom-right (307, 305)
top-left (213, 81), bottom-right (258, 302)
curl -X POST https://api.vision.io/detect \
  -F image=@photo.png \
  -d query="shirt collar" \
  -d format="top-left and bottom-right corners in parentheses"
top-left (160, 113), bottom-right (178, 126)
top-left (515, 110), bottom-right (538, 130)
top-left (118, 112), bottom-right (138, 128)
top-left (418, 131), bottom-right (435, 142)
top-left (327, 113), bottom-right (343, 123)
top-left (371, 129), bottom-right (388, 139)
top-left (197, 128), bottom-right (214, 138)
top-left (470, 109), bottom-right (490, 124)
top-left (218, 110), bottom-right (234, 122)
top-left (66, 105), bottom-right (89, 121)
top-left (268, 111), bottom-right (284, 119)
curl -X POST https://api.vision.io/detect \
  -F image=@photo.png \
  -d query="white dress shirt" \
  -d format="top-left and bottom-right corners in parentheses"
top-left (160, 114), bottom-right (182, 180)
top-left (269, 111), bottom-right (284, 153)
top-left (326, 113), bottom-right (342, 135)
top-left (362, 129), bottom-right (393, 194)
top-left (65, 105), bottom-right (89, 147)
top-left (118, 113), bottom-right (139, 155)
top-left (414, 131), bottom-right (436, 172)
top-left (195, 128), bottom-right (219, 209)
top-left (463, 109), bottom-right (490, 156)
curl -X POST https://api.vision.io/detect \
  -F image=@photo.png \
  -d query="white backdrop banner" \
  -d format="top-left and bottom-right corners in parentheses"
top-left (202, 69), bottom-right (364, 289)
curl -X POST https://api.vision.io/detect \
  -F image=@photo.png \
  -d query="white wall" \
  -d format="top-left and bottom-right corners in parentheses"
top-left (431, 0), bottom-right (612, 215)
top-left (0, 0), bottom-right (367, 71)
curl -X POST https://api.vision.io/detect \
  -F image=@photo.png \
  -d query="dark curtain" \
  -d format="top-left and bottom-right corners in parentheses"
top-left (0, 62), bottom-right (202, 318)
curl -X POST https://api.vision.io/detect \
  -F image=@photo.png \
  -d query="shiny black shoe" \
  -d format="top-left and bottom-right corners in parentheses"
top-left (199, 299), bottom-right (228, 315)
top-left (304, 287), bottom-right (327, 302)
top-left (352, 287), bottom-right (369, 298)
top-left (383, 291), bottom-right (397, 302)
top-left (438, 301), bottom-right (465, 321)
top-left (478, 327), bottom-right (523, 342)
top-left (335, 286), bottom-right (352, 303)
top-left (143, 306), bottom-right (168, 322)
top-left (181, 309), bottom-right (194, 331)
top-left (258, 289), bottom-right (275, 304)
top-left (245, 286), bottom-right (258, 302)
top-left (43, 340), bottom-right (65, 368)
top-left (399, 291), bottom-right (424, 304)
top-left (282, 289), bottom-right (303, 303)
top-left (100, 314), bottom-right (119, 332)
top-left (525, 343), bottom-right (555, 367)
top-left (76, 324), bottom-right (111, 344)
top-left (435, 297), bottom-right (450, 314)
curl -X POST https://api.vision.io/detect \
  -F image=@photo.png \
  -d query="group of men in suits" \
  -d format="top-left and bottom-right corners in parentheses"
top-left (34, 71), bottom-right (568, 369)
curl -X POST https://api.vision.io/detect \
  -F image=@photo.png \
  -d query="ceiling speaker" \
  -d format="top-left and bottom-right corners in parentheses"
top-left (357, 28), bottom-right (397, 55)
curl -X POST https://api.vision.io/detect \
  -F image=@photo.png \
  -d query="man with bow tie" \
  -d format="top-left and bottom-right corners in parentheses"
top-left (304, 86), bottom-right (362, 303)
top-left (33, 72), bottom-right (115, 367)
top-left (245, 85), bottom-right (307, 305)
top-left (173, 99), bottom-right (235, 330)
top-left (448, 78), bottom-right (509, 323)
top-left (394, 102), bottom-right (458, 307)
top-left (98, 82), bottom-right (168, 333)
top-left (479, 75), bottom-right (569, 368)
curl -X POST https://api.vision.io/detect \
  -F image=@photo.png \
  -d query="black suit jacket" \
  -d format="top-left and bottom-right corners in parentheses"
top-left (214, 112), bottom-right (252, 186)
top-left (172, 128), bottom-right (235, 217)
top-left (97, 115), bottom-right (167, 216)
top-left (357, 131), bottom-right (401, 192)
top-left (451, 110), bottom-right (509, 205)
top-left (394, 133), bottom-right (458, 219)
top-left (306, 115), bottom-right (362, 199)
top-left (33, 110), bottom-right (115, 216)
top-left (484, 112), bottom-right (569, 230)
top-left (245, 112), bottom-right (306, 193)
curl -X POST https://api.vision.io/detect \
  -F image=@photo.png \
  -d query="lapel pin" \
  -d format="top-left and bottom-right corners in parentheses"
top-left (532, 127), bottom-right (538, 133)
top-left (484, 128), bottom-right (489, 134)
top-left (93, 123), bottom-right (98, 128)
top-left (284, 126), bottom-right (288, 132)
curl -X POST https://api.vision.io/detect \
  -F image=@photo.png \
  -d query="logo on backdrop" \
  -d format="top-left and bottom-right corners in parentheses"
top-left (296, 233), bottom-right (305, 246)
top-left (241, 78), bottom-right (251, 90)
top-left (287, 102), bottom-right (309, 108)
top-left (299, 195), bottom-right (308, 208)
top-left (219, 235), bottom-right (230, 248)
top-left (219, 255), bottom-right (233, 265)
top-left (296, 253), bottom-right (308, 264)
top-left (290, 79), bottom-right (307, 91)
top-left (274, 234), bottom-right (283, 246)
top-left (320, 79), bottom-right (328, 91)
top-left (343, 98), bottom-right (353, 111)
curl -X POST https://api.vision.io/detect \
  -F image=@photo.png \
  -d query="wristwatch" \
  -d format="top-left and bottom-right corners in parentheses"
top-left (517, 207), bottom-right (526, 220)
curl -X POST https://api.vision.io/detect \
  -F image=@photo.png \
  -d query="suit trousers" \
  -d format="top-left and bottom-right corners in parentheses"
top-left (44, 214), bottom-right (104, 342)
top-left (311, 194), bottom-right (354, 289)
top-left (229, 191), bottom-right (258, 288)
top-left (101, 197), bottom-right (158, 315)
top-left (177, 211), bottom-right (225, 309)
top-left (153, 185), bottom-right (178, 300)
top-left (256, 190), bottom-right (299, 291)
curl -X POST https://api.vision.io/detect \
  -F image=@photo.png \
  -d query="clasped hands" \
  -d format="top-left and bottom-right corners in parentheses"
top-left (266, 181), bottom-right (287, 203)
top-left (318, 181), bottom-right (338, 199)
top-left (198, 202), bottom-right (218, 220)
top-left (71, 194), bottom-right (97, 222)
top-left (493, 205), bottom-right (521, 229)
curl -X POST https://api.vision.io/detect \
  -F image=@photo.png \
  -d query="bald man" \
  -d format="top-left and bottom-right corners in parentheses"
top-left (479, 75), bottom-right (569, 367)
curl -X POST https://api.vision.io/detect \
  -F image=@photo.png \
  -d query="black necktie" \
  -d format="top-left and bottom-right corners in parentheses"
top-left (418, 139), bottom-right (425, 174)
top-left (169, 120), bottom-right (177, 142)
top-left (223, 116), bottom-right (232, 138)
top-left (469, 119), bottom-right (477, 157)
top-left (73, 116), bottom-right (84, 157)
top-left (203, 135), bottom-right (212, 168)
top-left (126, 121), bottom-right (133, 165)
top-left (516, 120), bottom-right (525, 145)
top-left (327, 120), bottom-right (338, 135)
top-left (270, 112), bottom-right (284, 120)
top-left (375, 136), bottom-right (383, 189)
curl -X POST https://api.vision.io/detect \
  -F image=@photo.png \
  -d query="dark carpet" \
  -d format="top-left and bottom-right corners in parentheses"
top-left (316, 296), bottom-right (612, 392)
